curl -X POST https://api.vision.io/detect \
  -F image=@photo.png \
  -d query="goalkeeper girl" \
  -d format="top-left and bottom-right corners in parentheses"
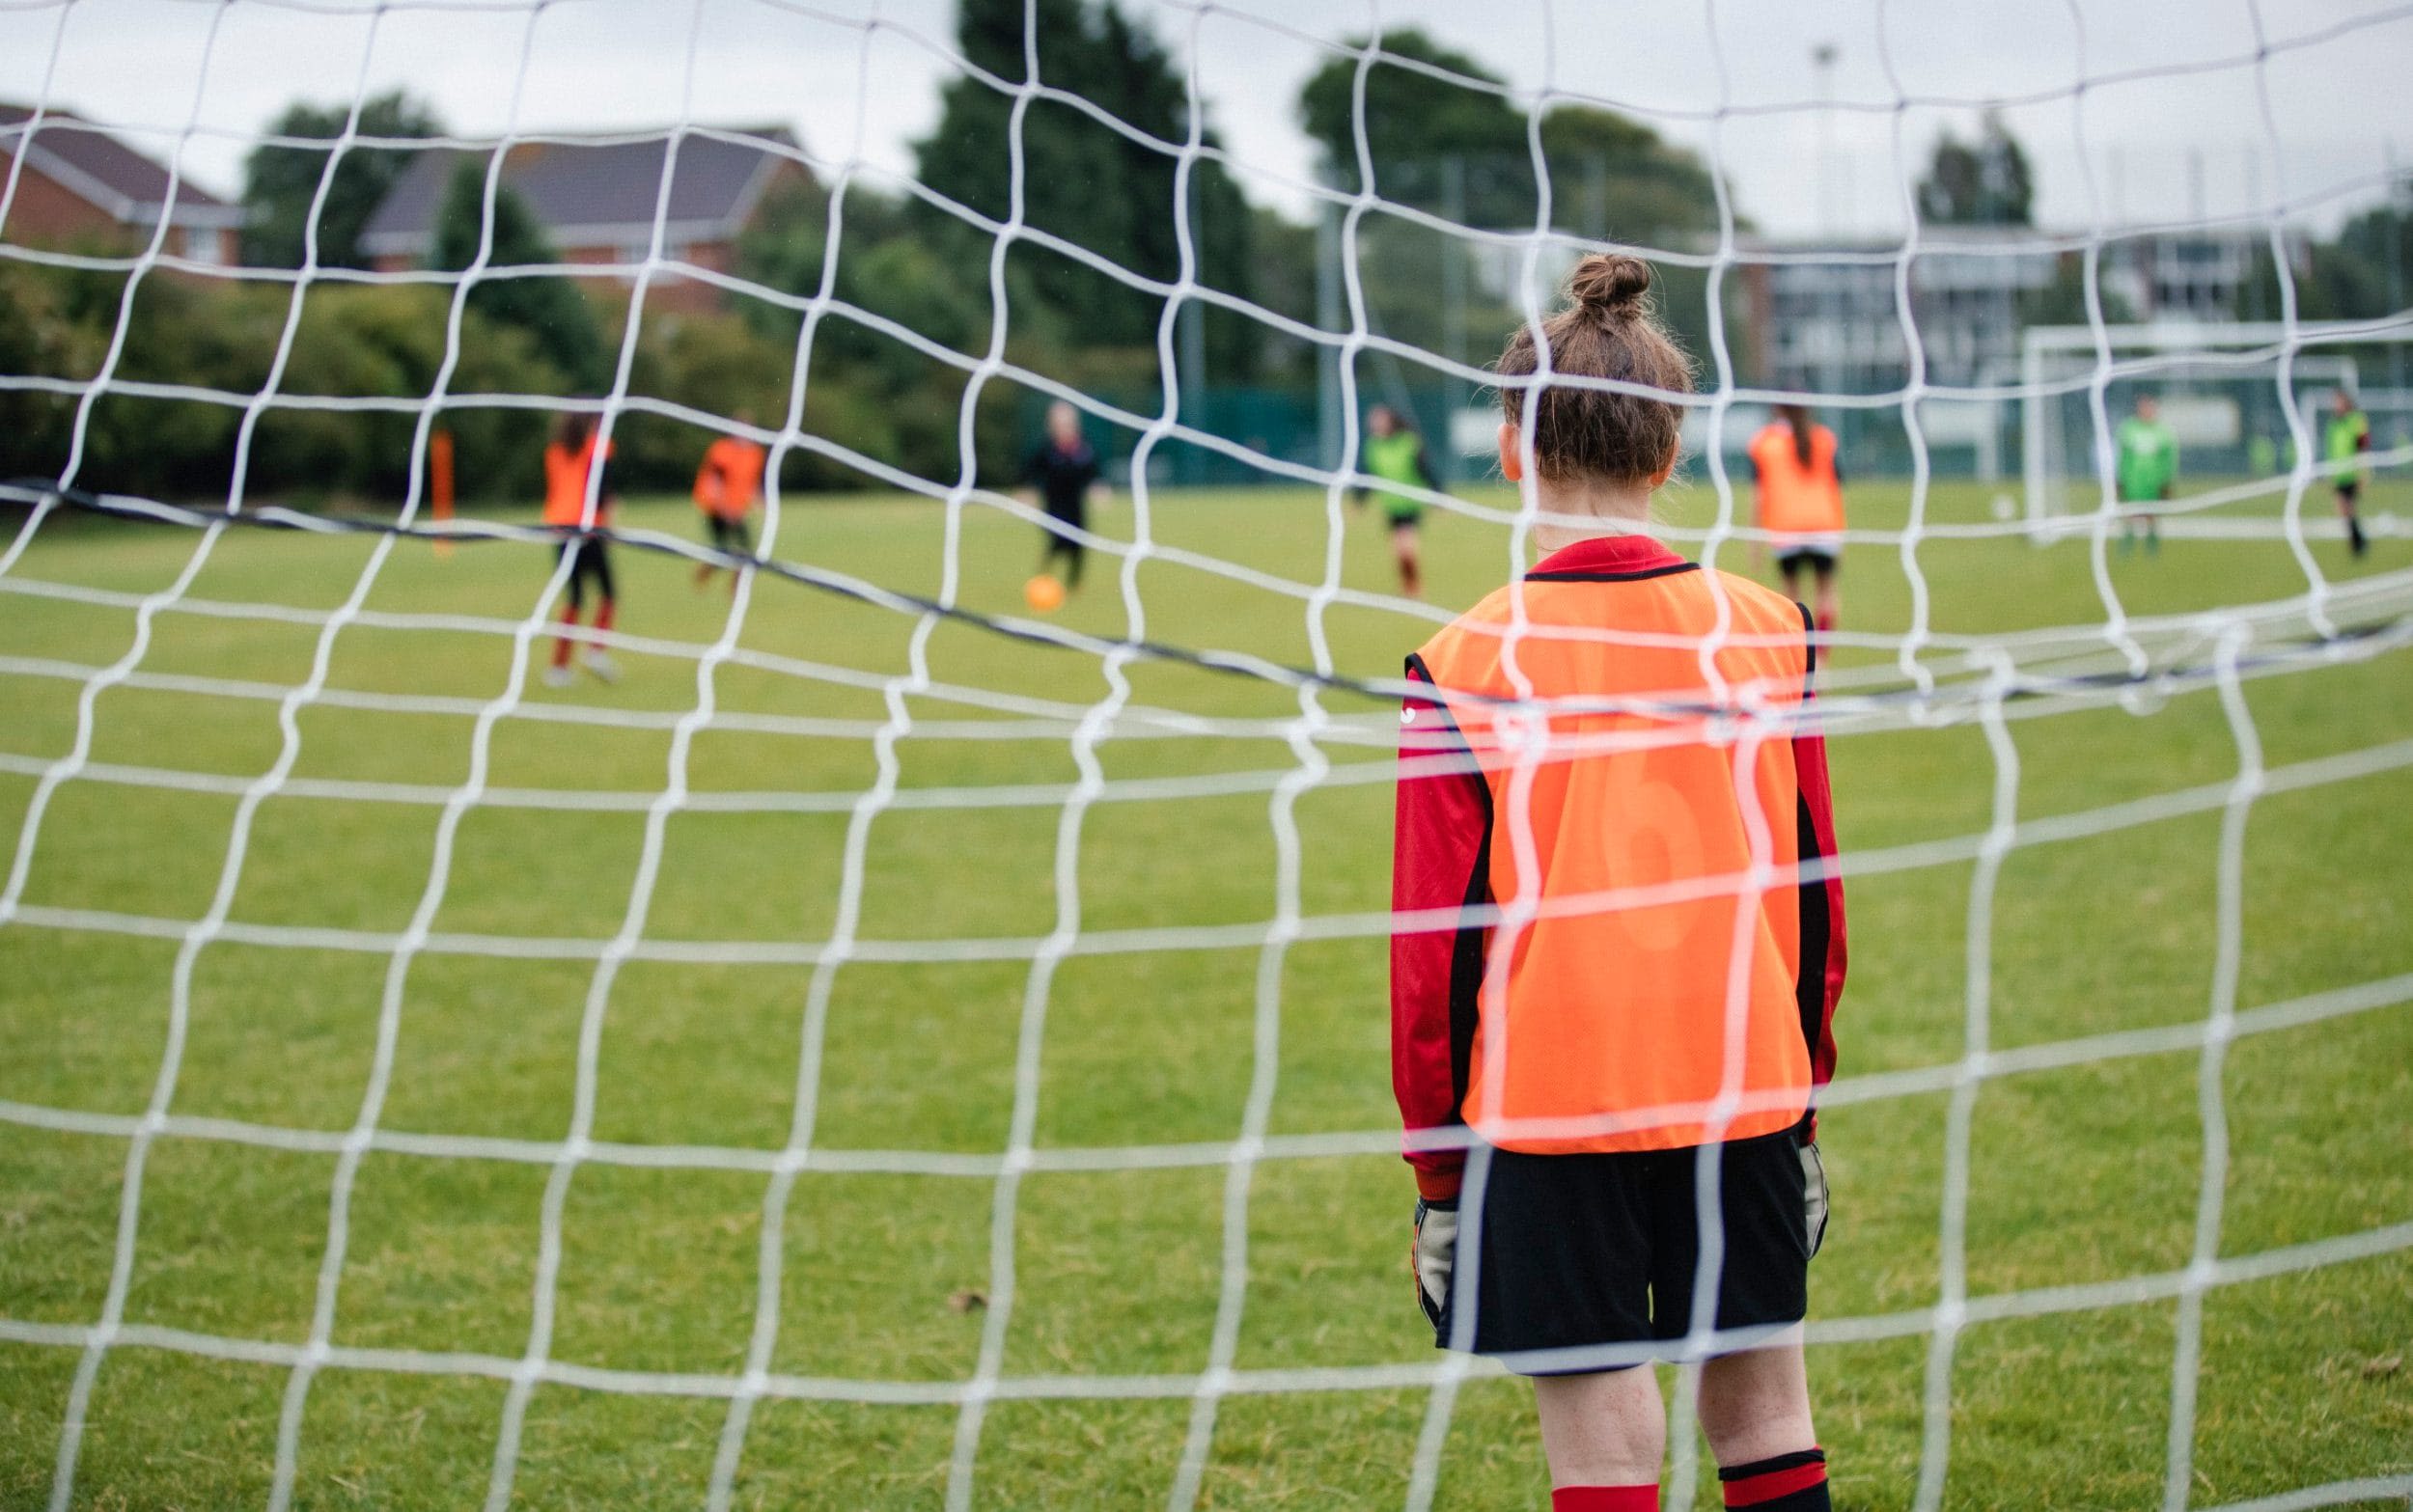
top-left (1746, 404), bottom-right (1845, 631)
top-left (691, 413), bottom-right (766, 592)
top-left (2326, 388), bottom-right (2371, 560)
top-left (541, 411), bottom-right (619, 688)
top-left (1393, 254), bottom-right (1845, 1512)
top-left (1355, 403), bottom-right (1438, 598)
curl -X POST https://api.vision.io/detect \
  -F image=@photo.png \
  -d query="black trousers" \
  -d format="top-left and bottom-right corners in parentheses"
top-left (1040, 505), bottom-right (1086, 587)
top-left (558, 538), bottom-right (615, 609)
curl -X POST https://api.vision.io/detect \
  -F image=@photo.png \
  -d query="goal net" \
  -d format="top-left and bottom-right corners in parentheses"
top-left (2, 3), bottom-right (2410, 1510)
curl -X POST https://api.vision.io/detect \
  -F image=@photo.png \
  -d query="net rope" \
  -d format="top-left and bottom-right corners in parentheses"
top-left (2, 1), bottom-right (2410, 1508)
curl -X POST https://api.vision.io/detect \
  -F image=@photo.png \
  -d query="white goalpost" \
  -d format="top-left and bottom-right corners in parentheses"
top-left (4, 3), bottom-right (2413, 1511)
top-left (2019, 317), bottom-right (2413, 539)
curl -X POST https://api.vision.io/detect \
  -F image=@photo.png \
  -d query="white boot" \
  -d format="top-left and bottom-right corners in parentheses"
top-left (542, 664), bottom-right (574, 689)
top-left (584, 649), bottom-right (621, 684)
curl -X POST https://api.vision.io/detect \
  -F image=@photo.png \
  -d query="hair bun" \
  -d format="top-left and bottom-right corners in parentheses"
top-left (1568, 253), bottom-right (1651, 318)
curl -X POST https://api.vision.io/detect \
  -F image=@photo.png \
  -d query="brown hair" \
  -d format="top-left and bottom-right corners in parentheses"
top-left (1495, 253), bottom-right (1693, 484)
top-left (1775, 402), bottom-right (1816, 466)
top-left (553, 411), bottom-right (596, 451)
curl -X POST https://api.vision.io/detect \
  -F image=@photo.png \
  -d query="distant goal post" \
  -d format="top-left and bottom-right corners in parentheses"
top-left (2020, 317), bottom-right (2413, 539)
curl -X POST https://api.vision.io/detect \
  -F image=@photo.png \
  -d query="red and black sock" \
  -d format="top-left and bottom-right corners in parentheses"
top-left (551, 602), bottom-right (580, 668)
top-left (594, 598), bottom-right (616, 635)
top-left (1720, 1448), bottom-right (1827, 1510)
top-left (1551, 1485), bottom-right (1657, 1512)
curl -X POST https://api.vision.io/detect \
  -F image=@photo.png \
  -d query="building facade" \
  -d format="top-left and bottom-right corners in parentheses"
top-left (359, 127), bottom-right (808, 314)
top-left (0, 103), bottom-right (246, 265)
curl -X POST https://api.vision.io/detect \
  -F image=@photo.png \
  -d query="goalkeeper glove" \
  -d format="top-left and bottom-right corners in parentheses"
top-left (1412, 1196), bottom-right (1457, 1328)
top-left (1801, 1140), bottom-right (1830, 1257)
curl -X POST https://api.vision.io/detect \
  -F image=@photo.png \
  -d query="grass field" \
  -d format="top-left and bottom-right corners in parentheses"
top-left (2, 474), bottom-right (2409, 1510)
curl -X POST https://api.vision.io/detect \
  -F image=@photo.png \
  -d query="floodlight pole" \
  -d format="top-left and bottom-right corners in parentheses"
top-left (1316, 180), bottom-right (1344, 472)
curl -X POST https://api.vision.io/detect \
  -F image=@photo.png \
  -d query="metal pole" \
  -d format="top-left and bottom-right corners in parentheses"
top-left (1316, 187), bottom-right (1343, 471)
top-left (1812, 43), bottom-right (1838, 235)
top-left (2388, 138), bottom-right (2405, 395)
top-left (1813, 43), bottom-right (1842, 402)
top-left (1442, 153), bottom-right (1468, 430)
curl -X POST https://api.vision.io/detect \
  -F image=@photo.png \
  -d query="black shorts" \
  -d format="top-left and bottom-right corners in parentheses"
top-left (1774, 547), bottom-right (1838, 576)
top-left (556, 537), bottom-right (615, 607)
top-left (1436, 1130), bottom-right (1812, 1370)
top-left (704, 512), bottom-right (752, 556)
top-left (2337, 481), bottom-right (2362, 505)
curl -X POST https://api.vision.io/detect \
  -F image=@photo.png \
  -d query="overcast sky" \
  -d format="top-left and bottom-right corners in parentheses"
top-left (4, 0), bottom-right (2409, 242)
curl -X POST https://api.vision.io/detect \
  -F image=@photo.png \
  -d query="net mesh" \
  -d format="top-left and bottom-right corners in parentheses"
top-left (2, 2), bottom-right (2410, 1509)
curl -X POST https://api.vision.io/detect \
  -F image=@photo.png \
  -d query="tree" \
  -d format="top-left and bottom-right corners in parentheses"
top-left (736, 180), bottom-right (1011, 488)
top-left (430, 160), bottom-right (606, 393)
top-left (2283, 189), bottom-right (2412, 321)
top-left (1293, 30), bottom-right (1725, 382)
top-left (912, 0), bottom-right (1257, 373)
top-left (1296, 29), bottom-right (1721, 240)
top-left (1917, 110), bottom-right (2035, 228)
top-left (241, 90), bottom-right (443, 268)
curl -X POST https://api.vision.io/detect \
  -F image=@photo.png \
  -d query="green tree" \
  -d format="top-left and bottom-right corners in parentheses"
top-left (2020, 254), bottom-right (2137, 329)
top-left (430, 160), bottom-right (606, 392)
top-left (1917, 110), bottom-right (2035, 227)
top-left (913, 0), bottom-right (1257, 373)
top-left (735, 180), bottom-right (1010, 488)
top-left (1297, 29), bottom-right (1721, 240)
top-left (1295, 30), bottom-right (1724, 383)
top-left (240, 90), bottom-right (444, 268)
top-left (2277, 189), bottom-right (2412, 322)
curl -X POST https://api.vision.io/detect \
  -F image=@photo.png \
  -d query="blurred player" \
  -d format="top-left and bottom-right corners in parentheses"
top-left (692, 414), bottom-right (766, 593)
top-left (541, 411), bottom-right (619, 688)
top-left (1021, 400), bottom-right (1105, 593)
top-left (1396, 254), bottom-right (1845, 1512)
top-left (1355, 403), bottom-right (1437, 598)
top-left (2114, 393), bottom-right (2177, 555)
top-left (1747, 403), bottom-right (1845, 632)
top-left (2326, 388), bottom-right (2371, 559)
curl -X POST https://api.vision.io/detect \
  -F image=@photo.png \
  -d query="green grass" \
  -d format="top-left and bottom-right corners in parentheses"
top-left (1, 476), bottom-right (2410, 1509)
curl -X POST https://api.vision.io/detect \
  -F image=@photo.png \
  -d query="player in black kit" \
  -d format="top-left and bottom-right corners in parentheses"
top-left (1021, 400), bottom-right (1107, 591)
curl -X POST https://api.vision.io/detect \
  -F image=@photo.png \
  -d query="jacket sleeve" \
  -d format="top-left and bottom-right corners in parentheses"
top-left (1392, 654), bottom-right (1491, 1201)
top-left (1790, 612), bottom-right (1846, 1137)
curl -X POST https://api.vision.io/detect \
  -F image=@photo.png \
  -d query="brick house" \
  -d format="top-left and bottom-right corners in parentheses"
top-left (359, 126), bottom-right (807, 313)
top-left (0, 102), bottom-right (246, 264)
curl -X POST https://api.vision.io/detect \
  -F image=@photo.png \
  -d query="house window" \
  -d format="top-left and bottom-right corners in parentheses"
top-left (182, 226), bottom-right (225, 265)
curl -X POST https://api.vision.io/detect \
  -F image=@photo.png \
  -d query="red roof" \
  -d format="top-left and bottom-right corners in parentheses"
top-left (0, 102), bottom-right (243, 229)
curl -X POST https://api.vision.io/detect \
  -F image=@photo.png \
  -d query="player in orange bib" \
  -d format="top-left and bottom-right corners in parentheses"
top-left (541, 411), bottom-right (619, 688)
top-left (1746, 405), bottom-right (1846, 635)
top-left (1394, 255), bottom-right (1845, 1512)
top-left (691, 413), bottom-right (766, 593)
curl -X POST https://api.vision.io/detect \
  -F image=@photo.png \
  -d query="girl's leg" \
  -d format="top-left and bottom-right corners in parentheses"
top-left (592, 547), bottom-right (618, 634)
top-left (582, 548), bottom-right (621, 683)
top-left (1533, 1367), bottom-right (1666, 1490)
top-left (728, 518), bottom-right (753, 593)
top-left (1811, 562), bottom-right (1840, 635)
top-left (552, 545), bottom-right (583, 671)
top-left (1394, 524), bottom-right (1423, 598)
top-left (1698, 1341), bottom-right (1827, 1509)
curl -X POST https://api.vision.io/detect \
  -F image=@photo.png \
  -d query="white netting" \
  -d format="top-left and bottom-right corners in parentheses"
top-left (2, 2), bottom-right (2411, 1509)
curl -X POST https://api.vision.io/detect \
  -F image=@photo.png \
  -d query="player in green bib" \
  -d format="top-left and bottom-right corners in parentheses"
top-left (2325, 388), bottom-right (2371, 559)
top-left (1355, 404), bottom-right (1438, 597)
top-left (2114, 393), bottom-right (2178, 555)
